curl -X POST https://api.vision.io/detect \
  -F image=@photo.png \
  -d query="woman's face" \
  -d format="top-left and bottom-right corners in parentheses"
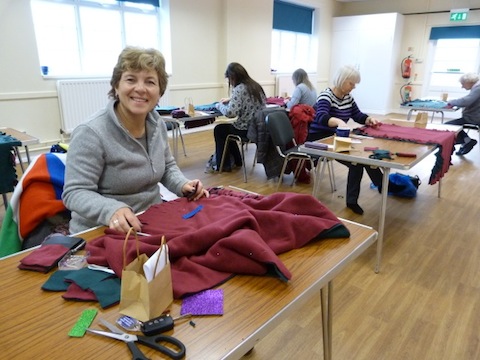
top-left (461, 81), bottom-right (475, 90)
top-left (341, 79), bottom-right (357, 95)
top-left (115, 69), bottom-right (160, 118)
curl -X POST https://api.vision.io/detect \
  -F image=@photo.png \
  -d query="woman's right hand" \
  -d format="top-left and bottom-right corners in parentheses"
top-left (109, 207), bottom-right (142, 233)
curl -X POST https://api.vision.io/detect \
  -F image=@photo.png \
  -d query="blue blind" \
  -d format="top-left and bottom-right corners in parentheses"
top-left (118, 0), bottom-right (159, 6)
top-left (273, 0), bottom-right (314, 34)
top-left (430, 25), bottom-right (480, 40)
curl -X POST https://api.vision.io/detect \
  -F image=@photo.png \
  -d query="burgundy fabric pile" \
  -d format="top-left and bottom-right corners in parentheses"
top-left (356, 123), bottom-right (456, 185)
top-left (86, 189), bottom-right (349, 298)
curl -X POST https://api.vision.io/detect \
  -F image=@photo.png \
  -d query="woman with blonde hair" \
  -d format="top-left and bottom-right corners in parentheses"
top-left (284, 68), bottom-right (317, 109)
top-left (307, 65), bottom-right (393, 215)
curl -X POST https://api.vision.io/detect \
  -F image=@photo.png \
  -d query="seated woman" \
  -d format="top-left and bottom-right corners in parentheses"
top-left (212, 62), bottom-right (266, 171)
top-left (284, 68), bottom-right (317, 109)
top-left (307, 65), bottom-right (397, 215)
top-left (63, 46), bottom-right (209, 235)
top-left (445, 72), bottom-right (480, 155)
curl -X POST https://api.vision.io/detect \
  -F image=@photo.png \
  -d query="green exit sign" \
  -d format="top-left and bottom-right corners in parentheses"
top-left (450, 9), bottom-right (469, 21)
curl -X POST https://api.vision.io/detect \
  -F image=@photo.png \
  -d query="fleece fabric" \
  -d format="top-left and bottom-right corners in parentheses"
top-left (0, 153), bottom-right (67, 256)
top-left (86, 189), bottom-right (350, 298)
top-left (356, 123), bottom-right (456, 185)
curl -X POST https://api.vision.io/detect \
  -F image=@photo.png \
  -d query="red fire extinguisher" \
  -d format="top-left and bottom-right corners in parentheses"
top-left (400, 83), bottom-right (413, 103)
top-left (401, 56), bottom-right (412, 79)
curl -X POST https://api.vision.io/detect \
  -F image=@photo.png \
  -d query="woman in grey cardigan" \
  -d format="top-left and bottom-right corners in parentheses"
top-left (445, 72), bottom-right (480, 155)
top-left (63, 46), bottom-right (208, 234)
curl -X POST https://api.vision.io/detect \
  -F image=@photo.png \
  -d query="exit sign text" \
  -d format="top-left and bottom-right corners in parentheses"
top-left (450, 10), bottom-right (468, 22)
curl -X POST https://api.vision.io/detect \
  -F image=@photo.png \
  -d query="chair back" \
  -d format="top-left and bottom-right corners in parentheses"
top-left (265, 111), bottom-right (295, 150)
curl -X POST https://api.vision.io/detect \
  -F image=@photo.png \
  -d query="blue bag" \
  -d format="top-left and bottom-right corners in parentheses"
top-left (388, 173), bottom-right (419, 198)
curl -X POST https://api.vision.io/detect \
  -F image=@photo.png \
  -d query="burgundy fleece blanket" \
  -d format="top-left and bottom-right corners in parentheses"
top-left (356, 124), bottom-right (456, 185)
top-left (86, 189), bottom-right (349, 298)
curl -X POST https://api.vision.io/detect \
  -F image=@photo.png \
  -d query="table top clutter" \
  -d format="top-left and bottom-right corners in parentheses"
top-left (0, 203), bottom-right (377, 359)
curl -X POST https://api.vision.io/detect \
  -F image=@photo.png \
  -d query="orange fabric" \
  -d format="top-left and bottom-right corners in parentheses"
top-left (18, 155), bottom-right (65, 238)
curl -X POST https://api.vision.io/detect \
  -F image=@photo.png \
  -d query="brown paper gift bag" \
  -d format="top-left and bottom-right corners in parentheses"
top-left (415, 112), bottom-right (428, 125)
top-left (185, 97), bottom-right (195, 117)
top-left (119, 229), bottom-right (173, 322)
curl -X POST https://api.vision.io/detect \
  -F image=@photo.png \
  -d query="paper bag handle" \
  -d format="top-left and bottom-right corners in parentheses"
top-left (152, 236), bottom-right (168, 277)
top-left (122, 227), bottom-right (140, 270)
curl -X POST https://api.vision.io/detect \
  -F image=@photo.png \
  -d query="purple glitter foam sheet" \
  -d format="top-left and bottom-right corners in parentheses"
top-left (180, 289), bottom-right (224, 316)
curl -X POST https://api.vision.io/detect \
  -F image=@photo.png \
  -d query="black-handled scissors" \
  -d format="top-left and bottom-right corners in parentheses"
top-left (87, 319), bottom-right (186, 360)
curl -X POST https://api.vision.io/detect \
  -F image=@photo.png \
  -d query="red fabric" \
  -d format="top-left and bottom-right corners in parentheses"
top-left (63, 283), bottom-right (97, 301)
top-left (266, 97), bottom-right (286, 106)
top-left (18, 244), bottom-right (69, 273)
top-left (289, 104), bottom-right (315, 144)
top-left (356, 123), bottom-right (456, 185)
top-left (286, 104), bottom-right (315, 181)
top-left (86, 190), bottom-right (349, 298)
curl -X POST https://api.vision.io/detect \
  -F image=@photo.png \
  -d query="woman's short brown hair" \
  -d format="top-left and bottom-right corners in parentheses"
top-left (108, 46), bottom-right (168, 98)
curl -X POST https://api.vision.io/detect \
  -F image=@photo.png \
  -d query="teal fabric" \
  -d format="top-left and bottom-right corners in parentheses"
top-left (42, 270), bottom-right (77, 291)
top-left (42, 268), bottom-right (120, 309)
top-left (63, 268), bottom-right (114, 290)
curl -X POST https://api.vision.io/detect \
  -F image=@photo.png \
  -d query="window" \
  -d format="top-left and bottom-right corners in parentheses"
top-left (429, 39), bottom-right (480, 88)
top-left (30, 0), bottom-right (171, 77)
top-left (424, 25), bottom-right (480, 98)
top-left (271, 1), bottom-right (317, 74)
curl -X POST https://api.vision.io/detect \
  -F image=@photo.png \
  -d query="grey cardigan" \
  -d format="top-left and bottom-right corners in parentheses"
top-left (63, 99), bottom-right (189, 233)
top-left (449, 81), bottom-right (480, 124)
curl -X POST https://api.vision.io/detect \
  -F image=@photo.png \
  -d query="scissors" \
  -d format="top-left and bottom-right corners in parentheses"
top-left (87, 319), bottom-right (186, 360)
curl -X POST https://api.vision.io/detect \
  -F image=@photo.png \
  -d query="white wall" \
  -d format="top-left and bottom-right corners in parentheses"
top-left (1, 0), bottom-right (479, 155)
top-left (0, 0), bottom-right (337, 155)
top-left (336, 0), bottom-right (480, 117)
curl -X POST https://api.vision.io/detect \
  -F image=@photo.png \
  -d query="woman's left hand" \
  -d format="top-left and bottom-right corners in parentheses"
top-left (182, 180), bottom-right (209, 201)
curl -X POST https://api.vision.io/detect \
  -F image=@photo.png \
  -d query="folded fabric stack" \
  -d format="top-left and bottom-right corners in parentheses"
top-left (0, 152), bottom-right (68, 257)
top-left (42, 267), bottom-right (120, 309)
top-left (18, 243), bottom-right (71, 273)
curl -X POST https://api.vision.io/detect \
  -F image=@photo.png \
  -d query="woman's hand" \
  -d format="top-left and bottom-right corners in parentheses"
top-left (366, 117), bottom-right (381, 128)
top-left (219, 97), bottom-right (230, 104)
top-left (182, 180), bottom-right (209, 201)
top-left (328, 117), bottom-right (348, 128)
top-left (109, 207), bottom-right (142, 233)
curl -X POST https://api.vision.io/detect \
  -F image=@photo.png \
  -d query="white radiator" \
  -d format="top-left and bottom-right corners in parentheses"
top-left (57, 79), bottom-right (170, 135)
top-left (57, 79), bottom-right (111, 135)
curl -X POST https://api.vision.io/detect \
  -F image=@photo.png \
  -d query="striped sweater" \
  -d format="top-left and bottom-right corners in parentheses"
top-left (309, 87), bottom-right (369, 136)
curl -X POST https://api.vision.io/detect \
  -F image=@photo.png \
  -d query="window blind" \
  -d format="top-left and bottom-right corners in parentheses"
top-left (273, 0), bottom-right (314, 34)
top-left (430, 25), bottom-right (480, 40)
top-left (118, 0), bottom-right (159, 7)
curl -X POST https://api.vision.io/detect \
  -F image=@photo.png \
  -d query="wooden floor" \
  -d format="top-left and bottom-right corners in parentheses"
top-left (3, 116), bottom-right (480, 359)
